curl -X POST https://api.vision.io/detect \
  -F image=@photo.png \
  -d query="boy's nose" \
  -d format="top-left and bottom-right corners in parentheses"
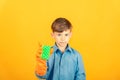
top-left (61, 36), bottom-right (65, 41)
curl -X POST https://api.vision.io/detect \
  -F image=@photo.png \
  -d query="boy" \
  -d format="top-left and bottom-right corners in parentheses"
top-left (35, 18), bottom-right (86, 80)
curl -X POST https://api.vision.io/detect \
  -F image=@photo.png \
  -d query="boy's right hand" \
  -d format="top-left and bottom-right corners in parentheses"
top-left (35, 43), bottom-right (54, 76)
top-left (35, 43), bottom-right (47, 76)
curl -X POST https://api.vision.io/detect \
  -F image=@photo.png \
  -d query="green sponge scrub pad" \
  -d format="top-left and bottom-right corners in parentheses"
top-left (41, 45), bottom-right (51, 60)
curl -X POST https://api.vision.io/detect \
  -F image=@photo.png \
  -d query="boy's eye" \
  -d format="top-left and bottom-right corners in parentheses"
top-left (65, 34), bottom-right (69, 36)
top-left (57, 34), bottom-right (61, 36)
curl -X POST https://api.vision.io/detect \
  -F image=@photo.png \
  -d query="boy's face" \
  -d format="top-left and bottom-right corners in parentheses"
top-left (51, 29), bottom-right (72, 48)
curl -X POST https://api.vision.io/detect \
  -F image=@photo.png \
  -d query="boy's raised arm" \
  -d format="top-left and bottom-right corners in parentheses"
top-left (35, 43), bottom-right (47, 76)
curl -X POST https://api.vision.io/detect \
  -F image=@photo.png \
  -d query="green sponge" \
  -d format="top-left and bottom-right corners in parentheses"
top-left (41, 45), bottom-right (51, 60)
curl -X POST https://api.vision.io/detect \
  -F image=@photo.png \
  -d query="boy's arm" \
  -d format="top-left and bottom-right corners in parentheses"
top-left (75, 53), bottom-right (86, 80)
top-left (35, 43), bottom-right (54, 79)
top-left (35, 44), bottom-right (48, 79)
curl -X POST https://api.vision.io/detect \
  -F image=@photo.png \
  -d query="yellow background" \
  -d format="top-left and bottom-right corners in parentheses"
top-left (0, 0), bottom-right (120, 80)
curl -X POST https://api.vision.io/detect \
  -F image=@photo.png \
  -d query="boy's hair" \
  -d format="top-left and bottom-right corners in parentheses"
top-left (51, 17), bottom-right (72, 32)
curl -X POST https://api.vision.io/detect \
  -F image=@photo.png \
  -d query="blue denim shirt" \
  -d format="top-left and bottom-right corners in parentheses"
top-left (36, 44), bottom-right (86, 80)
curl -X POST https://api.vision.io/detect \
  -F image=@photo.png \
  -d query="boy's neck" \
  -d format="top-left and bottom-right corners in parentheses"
top-left (56, 43), bottom-right (68, 53)
top-left (59, 46), bottom-right (66, 53)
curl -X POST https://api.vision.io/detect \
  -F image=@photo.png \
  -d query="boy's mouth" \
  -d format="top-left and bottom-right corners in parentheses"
top-left (60, 42), bottom-right (66, 43)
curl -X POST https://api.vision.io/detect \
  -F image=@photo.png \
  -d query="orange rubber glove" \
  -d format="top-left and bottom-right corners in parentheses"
top-left (35, 43), bottom-right (53, 76)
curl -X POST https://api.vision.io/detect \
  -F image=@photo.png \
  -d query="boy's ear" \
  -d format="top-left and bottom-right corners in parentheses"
top-left (51, 32), bottom-right (54, 38)
top-left (70, 32), bottom-right (72, 37)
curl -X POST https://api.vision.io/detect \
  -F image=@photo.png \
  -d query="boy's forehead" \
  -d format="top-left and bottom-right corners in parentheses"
top-left (54, 29), bottom-right (71, 34)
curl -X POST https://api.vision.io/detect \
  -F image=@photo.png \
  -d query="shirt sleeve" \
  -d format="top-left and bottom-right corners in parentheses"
top-left (75, 53), bottom-right (86, 80)
top-left (35, 72), bottom-right (47, 79)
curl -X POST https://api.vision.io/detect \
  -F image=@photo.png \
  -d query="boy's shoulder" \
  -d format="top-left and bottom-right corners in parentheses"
top-left (70, 47), bottom-right (82, 57)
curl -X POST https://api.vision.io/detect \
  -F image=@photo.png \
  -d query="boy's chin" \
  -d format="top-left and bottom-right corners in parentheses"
top-left (58, 43), bottom-right (67, 47)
